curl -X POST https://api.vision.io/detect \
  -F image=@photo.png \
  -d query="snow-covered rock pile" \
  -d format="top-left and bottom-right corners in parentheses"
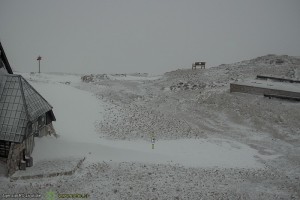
top-left (129, 72), bottom-right (148, 77)
top-left (110, 73), bottom-right (127, 77)
top-left (170, 81), bottom-right (206, 91)
top-left (81, 73), bottom-right (154, 83)
top-left (221, 55), bottom-right (300, 80)
top-left (238, 54), bottom-right (300, 66)
top-left (81, 74), bottom-right (110, 83)
top-left (164, 69), bottom-right (210, 85)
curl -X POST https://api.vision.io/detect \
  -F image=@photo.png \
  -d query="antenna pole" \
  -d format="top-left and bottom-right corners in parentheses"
top-left (37, 56), bottom-right (42, 73)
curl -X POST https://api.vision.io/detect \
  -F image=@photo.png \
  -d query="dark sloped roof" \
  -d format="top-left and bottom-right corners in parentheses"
top-left (0, 74), bottom-right (53, 143)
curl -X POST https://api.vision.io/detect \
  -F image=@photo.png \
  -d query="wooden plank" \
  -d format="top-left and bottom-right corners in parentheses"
top-left (257, 75), bottom-right (300, 83)
top-left (230, 82), bottom-right (300, 98)
top-left (264, 94), bottom-right (300, 101)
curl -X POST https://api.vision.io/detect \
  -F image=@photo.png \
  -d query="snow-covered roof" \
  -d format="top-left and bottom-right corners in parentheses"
top-left (0, 74), bottom-right (53, 143)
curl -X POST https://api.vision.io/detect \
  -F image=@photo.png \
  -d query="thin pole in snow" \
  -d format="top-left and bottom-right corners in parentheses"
top-left (151, 133), bottom-right (156, 149)
top-left (37, 56), bottom-right (42, 73)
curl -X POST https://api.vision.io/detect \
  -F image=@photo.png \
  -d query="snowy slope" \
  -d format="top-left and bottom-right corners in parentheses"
top-left (23, 73), bottom-right (265, 168)
top-left (0, 55), bottom-right (299, 199)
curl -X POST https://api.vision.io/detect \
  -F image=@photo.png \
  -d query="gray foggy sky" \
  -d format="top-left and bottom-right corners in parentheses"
top-left (0, 0), bottom-right (300, 75)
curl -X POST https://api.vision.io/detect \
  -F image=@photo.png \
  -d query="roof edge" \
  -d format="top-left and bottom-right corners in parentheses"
top-left (0, 41), bottom-right (13, 74)
top-left (0, 74), bottom-right (21, 77)
top-left (21, 76), bottom-right (53, 108)
top-left (19, 75), bottom-right (30, 121)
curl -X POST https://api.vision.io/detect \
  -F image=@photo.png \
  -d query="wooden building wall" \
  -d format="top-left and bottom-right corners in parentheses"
top-left (25, 134), bottom-right (34, 156)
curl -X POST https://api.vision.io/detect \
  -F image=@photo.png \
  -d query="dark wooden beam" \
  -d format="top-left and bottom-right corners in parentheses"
top-left (264, 94), bottom-right (300, 101)
top-left (257, 75), bottom-right (300, 84)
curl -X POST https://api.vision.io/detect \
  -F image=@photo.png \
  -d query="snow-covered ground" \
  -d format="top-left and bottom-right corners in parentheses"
top-left (1, 55), bottom-right (300, 199)
top-left (19, 73), bottom-right (266, 168)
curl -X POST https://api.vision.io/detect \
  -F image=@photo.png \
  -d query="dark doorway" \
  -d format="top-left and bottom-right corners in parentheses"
top-left (0, 140), bottom-right (11, 158)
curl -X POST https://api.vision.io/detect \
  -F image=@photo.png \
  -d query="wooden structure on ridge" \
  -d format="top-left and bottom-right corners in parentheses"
top-left (192, 62), bottom-right (206, 70)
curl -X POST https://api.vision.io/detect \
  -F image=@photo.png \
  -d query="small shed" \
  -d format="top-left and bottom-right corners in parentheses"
top-left (0, 74), bottom-right (56, 175)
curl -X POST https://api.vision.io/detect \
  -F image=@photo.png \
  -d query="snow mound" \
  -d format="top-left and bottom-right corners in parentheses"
top-left (236, 54), bottom-right (300, 66)
top-left (81, 74), bottom-right (110, 82)
top-left (164, 55), bottom-right (300, 88)
top-left (170, 81), bottom-right (206, 91)
top-left (81, 73), bottom-right (161, 83)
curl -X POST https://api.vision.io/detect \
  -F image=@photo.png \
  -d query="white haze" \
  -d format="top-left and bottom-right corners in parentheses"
top-left (0, 0), bottom-right (300, 74)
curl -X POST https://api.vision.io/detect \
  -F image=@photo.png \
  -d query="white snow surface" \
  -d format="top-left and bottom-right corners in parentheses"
top-left (22, 72), bottom-right (264, 169)
top-left (1, 56), bottom-right (299, 199)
